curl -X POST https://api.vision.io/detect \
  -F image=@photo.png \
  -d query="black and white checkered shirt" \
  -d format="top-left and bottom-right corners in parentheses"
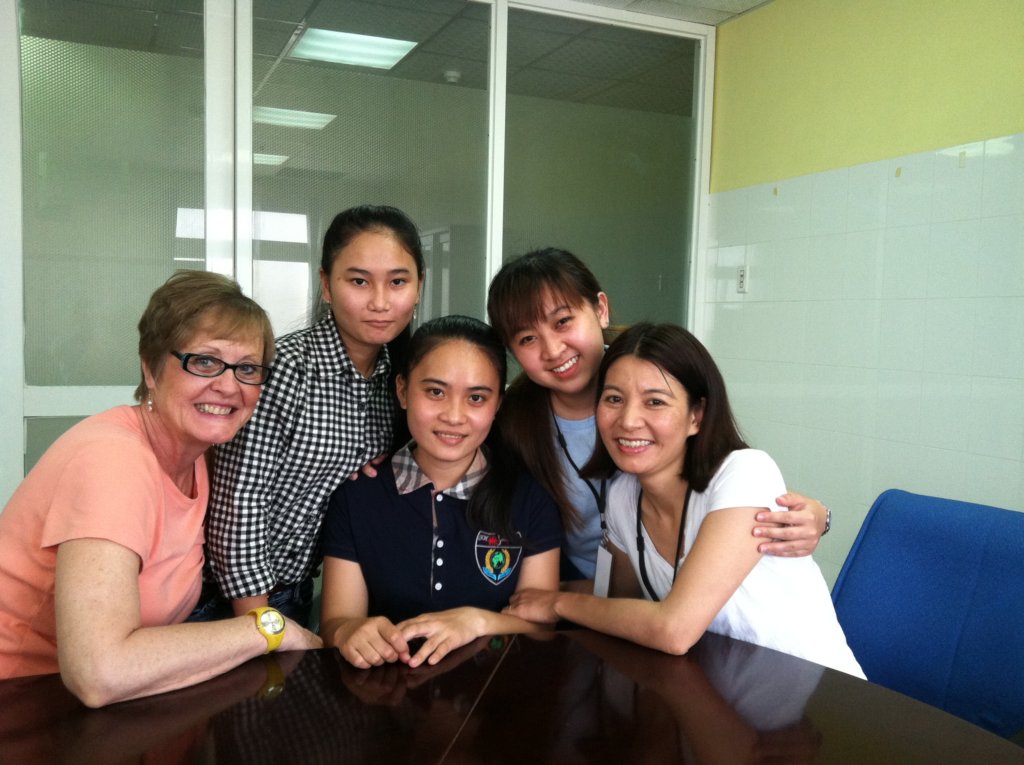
top-left (206, 314), bottom-right (394, 599)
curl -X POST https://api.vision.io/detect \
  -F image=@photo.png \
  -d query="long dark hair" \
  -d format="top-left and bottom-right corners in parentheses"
top-left (582, 322), bottom-right (748, 493)
top-left (396, 315), bottom-right (520, 538)
top-left (487, 248), bottom-right (607, 530)
top-left (320, 204), bottom-right (425, 278)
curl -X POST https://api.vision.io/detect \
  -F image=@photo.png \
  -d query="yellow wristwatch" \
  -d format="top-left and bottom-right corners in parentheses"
top-left (249, 607), bottom-right (285, 654)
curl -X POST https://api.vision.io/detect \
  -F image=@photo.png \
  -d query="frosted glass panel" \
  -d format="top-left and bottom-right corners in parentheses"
top-left (19, 1), bottom-right (205, 386)
top-left (503, 9), bottom-right (698, 325)
top-left (25, 417), bottom-right (85, 474)
top-left (250, 0), bottom-right (490, 328)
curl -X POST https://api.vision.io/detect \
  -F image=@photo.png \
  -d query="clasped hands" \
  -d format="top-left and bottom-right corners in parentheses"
top-left (337, 607), bottom-right (487, 670)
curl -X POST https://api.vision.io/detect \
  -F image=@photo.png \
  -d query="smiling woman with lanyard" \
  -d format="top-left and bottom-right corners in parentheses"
top-left (487, 248), bottom-right (831, 594)
top-left (506, 322), bottom-right (864, 677)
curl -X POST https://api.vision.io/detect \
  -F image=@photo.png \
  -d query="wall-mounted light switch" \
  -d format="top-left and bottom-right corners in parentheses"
top-left (737, 265), bottom-right (749, 294)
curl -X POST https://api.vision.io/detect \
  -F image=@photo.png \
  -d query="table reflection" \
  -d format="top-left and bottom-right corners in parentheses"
top-left (0, 651), bottom-right (297, 764)
top-left (446, 630), bottom-right (826, 765)
top-left (0, 631), bottom-right (1020, 764)
top-left (212, 635), bottom-right (509, 764)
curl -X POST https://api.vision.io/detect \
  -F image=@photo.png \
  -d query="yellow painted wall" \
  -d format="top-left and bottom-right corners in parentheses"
top-left (711, 0), bottom-right (1024, 192)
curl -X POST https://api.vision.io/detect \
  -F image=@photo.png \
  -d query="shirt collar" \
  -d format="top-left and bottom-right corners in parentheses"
top-left (392, 442), bottom-right (488, 500)
top-left (309, 313), bottom-right (392, 380)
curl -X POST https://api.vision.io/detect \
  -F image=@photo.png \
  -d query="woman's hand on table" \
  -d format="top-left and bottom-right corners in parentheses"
top-left (339, 636), bottom-right (493, 706)
top-left (335, 616), bottom-right (410, 668)
top-left (504, 588), bottom-right (561, 624)
top-left (396, 608), bottom-right (484, 668)
top-left (281, 618), bottom-right (323, 652)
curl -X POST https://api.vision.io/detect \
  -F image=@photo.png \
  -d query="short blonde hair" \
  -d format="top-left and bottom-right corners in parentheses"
top-left (135, 270), bottom-right (275, 401)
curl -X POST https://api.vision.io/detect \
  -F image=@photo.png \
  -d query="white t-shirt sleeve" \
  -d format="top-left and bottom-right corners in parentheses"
top-left (703, 450), bottom-right (787, 515)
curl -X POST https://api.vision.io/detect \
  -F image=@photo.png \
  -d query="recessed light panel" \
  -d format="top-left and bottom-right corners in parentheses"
top-left (254, 153), bottom-right (289, 166)
top-left (253, 106), bottom-right (336, 129)
top-left (290, 28), bottom-right (416, 70)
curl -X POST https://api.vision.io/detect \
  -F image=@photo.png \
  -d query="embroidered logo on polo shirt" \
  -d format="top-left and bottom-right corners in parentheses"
top-left (475, 531), bottom-right (522, 585)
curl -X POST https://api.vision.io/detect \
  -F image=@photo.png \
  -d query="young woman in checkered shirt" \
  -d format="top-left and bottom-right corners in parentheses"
top-left (202, 205), bottom-right (425, 627)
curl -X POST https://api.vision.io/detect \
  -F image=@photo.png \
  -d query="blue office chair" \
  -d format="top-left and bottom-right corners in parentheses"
top-left (832, 489), bottom-right (1024, 739)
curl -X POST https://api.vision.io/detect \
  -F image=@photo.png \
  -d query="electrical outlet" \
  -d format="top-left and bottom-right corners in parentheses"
top-left (737, 265), bottom-right (749, 294)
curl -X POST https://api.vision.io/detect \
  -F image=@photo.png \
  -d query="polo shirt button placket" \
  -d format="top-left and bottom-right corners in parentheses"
top-left (433, 502), bottom-right (445, 592)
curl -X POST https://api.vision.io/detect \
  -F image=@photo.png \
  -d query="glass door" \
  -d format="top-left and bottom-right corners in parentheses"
top-left (14, 0), bottom-right (212, 476)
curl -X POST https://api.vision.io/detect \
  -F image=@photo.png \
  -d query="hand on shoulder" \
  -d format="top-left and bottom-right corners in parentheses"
top-left (752, 491), bottom-right (827, 557)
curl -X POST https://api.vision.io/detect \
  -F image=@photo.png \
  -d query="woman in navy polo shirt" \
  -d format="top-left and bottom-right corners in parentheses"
top-left (320, 315), bottom-right (562, 669)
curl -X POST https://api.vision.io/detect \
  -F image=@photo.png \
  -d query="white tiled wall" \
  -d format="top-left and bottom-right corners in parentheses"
top-left (703, 133), bottom-right (1024, 585)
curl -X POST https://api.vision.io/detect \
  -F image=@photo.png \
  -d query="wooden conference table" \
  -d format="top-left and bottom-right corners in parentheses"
top-left (1, 630), bottom-right (1020, 764)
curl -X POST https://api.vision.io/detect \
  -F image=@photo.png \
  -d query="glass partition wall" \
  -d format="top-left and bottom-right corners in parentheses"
top-left (504, 9), bottom-right (698, 325)
top-left (17, 0), bottom-right (208, 471)
top-left (249, 1), bottom-right (491, 333)
top-left (6, 0), bottom-right (710, 492)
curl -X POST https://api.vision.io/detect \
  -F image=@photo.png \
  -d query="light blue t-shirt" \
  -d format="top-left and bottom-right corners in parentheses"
top-left (553, 414), bottom-right (604, 579)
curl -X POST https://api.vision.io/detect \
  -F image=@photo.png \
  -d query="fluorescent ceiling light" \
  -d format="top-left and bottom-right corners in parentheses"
top-left (290, 28), bottom-right (416, 70)
top-left (253, 106), bottom-right (336, 129)
top-left (254, 153), bottom-right (289, 166)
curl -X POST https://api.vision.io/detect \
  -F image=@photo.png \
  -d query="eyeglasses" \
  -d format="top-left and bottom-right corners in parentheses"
top-left (171, 351), bottom-right (272, 385)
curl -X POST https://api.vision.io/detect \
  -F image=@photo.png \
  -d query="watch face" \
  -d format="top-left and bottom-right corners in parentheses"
top-left (259, 609), bottom-right (286, 635)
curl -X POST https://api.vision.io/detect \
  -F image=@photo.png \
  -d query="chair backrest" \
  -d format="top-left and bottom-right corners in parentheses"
top-left (832, 489), bottom-right (1024, 738)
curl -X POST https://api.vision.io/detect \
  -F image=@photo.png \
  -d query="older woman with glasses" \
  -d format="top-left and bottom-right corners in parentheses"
top-left (0, 270), bottom-right (321, 707)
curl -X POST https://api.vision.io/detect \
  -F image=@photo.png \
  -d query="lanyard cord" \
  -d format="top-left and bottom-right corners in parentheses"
top-left (552, 412), bottom-right (608, 537)
top-left (636, 486), bottom-right (692, 602)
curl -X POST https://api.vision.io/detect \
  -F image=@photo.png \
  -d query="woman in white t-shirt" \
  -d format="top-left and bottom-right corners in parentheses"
top-left (507, 322), bottom-right (863, 677)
